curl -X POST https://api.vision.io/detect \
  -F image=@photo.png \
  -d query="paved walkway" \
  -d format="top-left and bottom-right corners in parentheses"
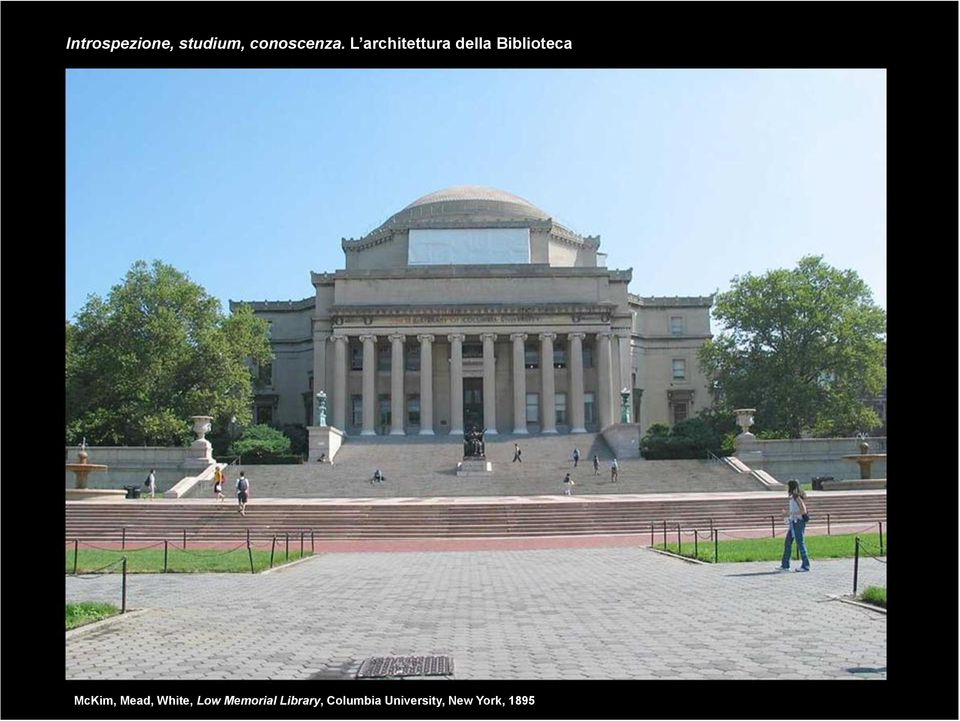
top-left (66, 546), bottom-right (886, 680)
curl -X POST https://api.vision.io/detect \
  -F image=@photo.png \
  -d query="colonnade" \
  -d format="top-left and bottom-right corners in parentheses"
top-left (312, 330), bottom-right (632, 435)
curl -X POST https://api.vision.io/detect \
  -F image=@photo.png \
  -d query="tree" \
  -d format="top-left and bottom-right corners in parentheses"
top-left (228, 424), bottom-right (292, 460)
top-left (66, 260), bottom-right (272, 446)
top-left (699, 256), bottom-right (886, 438)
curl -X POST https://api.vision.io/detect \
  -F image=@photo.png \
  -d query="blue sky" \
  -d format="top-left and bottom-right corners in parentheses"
top-left (66, 69), bottom-right (886, 320)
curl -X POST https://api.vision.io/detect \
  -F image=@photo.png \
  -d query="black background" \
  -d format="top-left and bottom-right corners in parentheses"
top-left (1, 2), bottom-right (956, 719)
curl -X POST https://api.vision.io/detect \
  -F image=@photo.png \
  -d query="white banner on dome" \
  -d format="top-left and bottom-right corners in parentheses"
top-left (408, 228), bottom-right (530, 265)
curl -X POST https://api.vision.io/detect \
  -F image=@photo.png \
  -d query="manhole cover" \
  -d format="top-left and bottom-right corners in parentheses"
top-left (356, 655), bottom-right (454, 679)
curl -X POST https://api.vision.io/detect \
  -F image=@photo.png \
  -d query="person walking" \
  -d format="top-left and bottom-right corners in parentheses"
top-left (779, 479), bottom-right (811, 572)
top-left (372, 468), bottom-right (385, 484)
top-left (572, 448), bottom-right (581, 468)
top-left (593, 454), bottom-right (600, 476)
top-left (562, 472), bottom-right (575, 496)
top-left (213, 466), bottom-right (225, 503)
top-left (236, 471), bottom-right (250, 516)
top-left (145, 468), bottom-right (156, 499)
top-left (512, 443), bottom-right (522, 463)
top-left (610, 458), bottom-right (619, 483)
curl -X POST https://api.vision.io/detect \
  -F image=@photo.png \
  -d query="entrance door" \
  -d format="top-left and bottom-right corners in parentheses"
top-left (463, 378), bottom-right (483, 431)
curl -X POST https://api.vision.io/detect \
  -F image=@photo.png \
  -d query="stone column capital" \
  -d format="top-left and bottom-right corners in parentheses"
top-left (359, 334), bottom-right (377, 343)
top-left (567, 332), bottom-right (586, 341)
top-left (539, 332), bottom-right (557, 342)
top-left (598, 331), bottom-right (614, 339)
top-left (331, 333), bottom-right (349, 344)
top-left (480, 332), bottom-right (498, 342)
top-left (510, 332), bottom-right (528, 342)
top-left (417, 334), bottom-right (435, 344)
top-left (388, 332), bottom-right (406, 343)
top-left (447, 333), bottom-right (466, 344)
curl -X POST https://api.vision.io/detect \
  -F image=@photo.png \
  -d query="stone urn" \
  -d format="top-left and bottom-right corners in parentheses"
top-left (733, 408), bottom-right (756, 439)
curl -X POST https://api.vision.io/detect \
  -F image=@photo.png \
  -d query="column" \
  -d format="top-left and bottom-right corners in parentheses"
top-left (611, 335), bottom-right (622, 413)
top-left (568, 332), bottom-right (586, 433)
top-left (511, 332), bottom-right (528, 434)
top-left (389, 333), bottom-right (405, 435)
top-left (360, 334), bottom-right (376, 435)
top-left (540, 332), bottom-right (557, 433)
top-left (418, 334), bottom-right (435, 435)
top-left (332, 334), bottom-right (347, 430)
top-left (481, 333), bottom-right (497, 434)
top-left (597, 331), bottom-right (613, 429)
top-left (448, 333), bottom-right (465, 434)
top-left (617, 331), bottom-right (633, 422)
top-left (311, 328), bottom-right (329, 425)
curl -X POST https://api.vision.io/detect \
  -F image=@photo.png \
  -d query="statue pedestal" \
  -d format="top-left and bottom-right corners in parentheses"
top-left (457, 459), bottom-right (492, 477)
top-left (308, 426), bottom-right (344, 463)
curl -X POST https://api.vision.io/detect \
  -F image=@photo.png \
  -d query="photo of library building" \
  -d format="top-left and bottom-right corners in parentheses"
top-left (235, 186), bottom-right (713, 437)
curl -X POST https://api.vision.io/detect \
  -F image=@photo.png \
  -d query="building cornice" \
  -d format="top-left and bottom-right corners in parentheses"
top-left (323, 265), bottom-right (631, 281)
top-left (230, 297), bottom-right (314, 312)
top-left (629, 294), bottom-right (714, 308)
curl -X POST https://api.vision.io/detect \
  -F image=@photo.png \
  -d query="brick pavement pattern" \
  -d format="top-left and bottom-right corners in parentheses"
top-left (66, 548), bottom-right (886, 680)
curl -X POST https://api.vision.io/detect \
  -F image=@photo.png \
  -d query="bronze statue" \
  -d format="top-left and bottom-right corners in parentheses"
top-left (463, 426), bottom-right (486, 459)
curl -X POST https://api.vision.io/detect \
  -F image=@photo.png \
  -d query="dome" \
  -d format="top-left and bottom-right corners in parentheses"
top-left (404, 185), bottom-right (549, 219)
top-left (368, 185), bottom-right (552, 236)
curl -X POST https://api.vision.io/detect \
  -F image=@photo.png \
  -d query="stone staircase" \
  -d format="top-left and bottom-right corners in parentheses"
top-left (66, 491), bottom-right (887, 544)
top-left (194, 433), bottom-right (768, 499)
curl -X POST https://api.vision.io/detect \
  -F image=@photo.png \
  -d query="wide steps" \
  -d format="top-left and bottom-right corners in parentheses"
top-left (66, 492), bottom-right (886, 542)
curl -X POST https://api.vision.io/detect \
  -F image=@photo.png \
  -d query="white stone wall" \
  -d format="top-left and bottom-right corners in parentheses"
top-left (736, 437), bottom-right (887, 481)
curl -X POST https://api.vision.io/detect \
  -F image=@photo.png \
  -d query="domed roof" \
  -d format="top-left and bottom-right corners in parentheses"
top-left (403, 185), bottom-right (549, 219)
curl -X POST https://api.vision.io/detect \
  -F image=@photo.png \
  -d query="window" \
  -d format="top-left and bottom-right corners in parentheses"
top-left (553, 342), bottom-right (567, 369)
top-left (257, 362), bottom-right (273, 387)
top-left (670, 316), bottom-right (685, 336)
top-left (672, 359), bottom-right (686, 380)
top-left (524, 342), bottom-right (539, 369)
top-left (407, 395), bottom-right (420, 425)
top-left (582, 343), bottom-right (594, 369)
top-left (378, 395), bottom-right (391, 429)
top-left (351, 395), bottom-right (362, 426)
top-left (555, 393), bottom-right (567, 425)
top-left (377, 346), bottom-right (391, 372)
top-left (584, 393), bottom-right (596, 425)
top-left (255, 405), bottom-right (273, 425)
top-left (350, 345), bottom-right (363, 371)
top-left (463, 342), bottom-right (482, 359)
top-left (672, 401), bottom-right (688, 424)
top-left (405, 346), bottom-right (420, 371)
top-left (526, 393), bottom-right (539, 424)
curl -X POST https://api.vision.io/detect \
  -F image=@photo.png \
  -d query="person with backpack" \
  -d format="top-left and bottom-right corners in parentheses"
top-left (145, 468), bottom-right (156, 498)
top-left (572, 448), bottom-right (581, 468)
top-left (236, 471), bottom-right (250, 516)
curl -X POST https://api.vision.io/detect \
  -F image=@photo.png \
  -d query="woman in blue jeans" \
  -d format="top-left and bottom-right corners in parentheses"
top-left (779, 479), bottom-right (811, 572)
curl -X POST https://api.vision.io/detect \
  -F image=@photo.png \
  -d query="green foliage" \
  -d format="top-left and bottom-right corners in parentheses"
top-left (641, 416), bottom-right (726, 459)
top-left (860, 586), bottom-right (887, 608)
top-left (66, 601), bottom-right (119, 629)
top-left (699, 256), bottom-right (886, 438)
top-left (276, 424), bottom-right (308, 457)
top-left (228, 424), bottom-right (292, 459)
top-left (66, 261), bottom-right (272, 446)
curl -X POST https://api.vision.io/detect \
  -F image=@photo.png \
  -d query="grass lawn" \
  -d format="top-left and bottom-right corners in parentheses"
top-left (655, 532), bottom-right (886, 563)
top-left (65, 546), bottom-right (313, 574)
top-left (66, 602), bottom-right (120, 630)
top-left (860, 586), bottom-right (886, 608)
